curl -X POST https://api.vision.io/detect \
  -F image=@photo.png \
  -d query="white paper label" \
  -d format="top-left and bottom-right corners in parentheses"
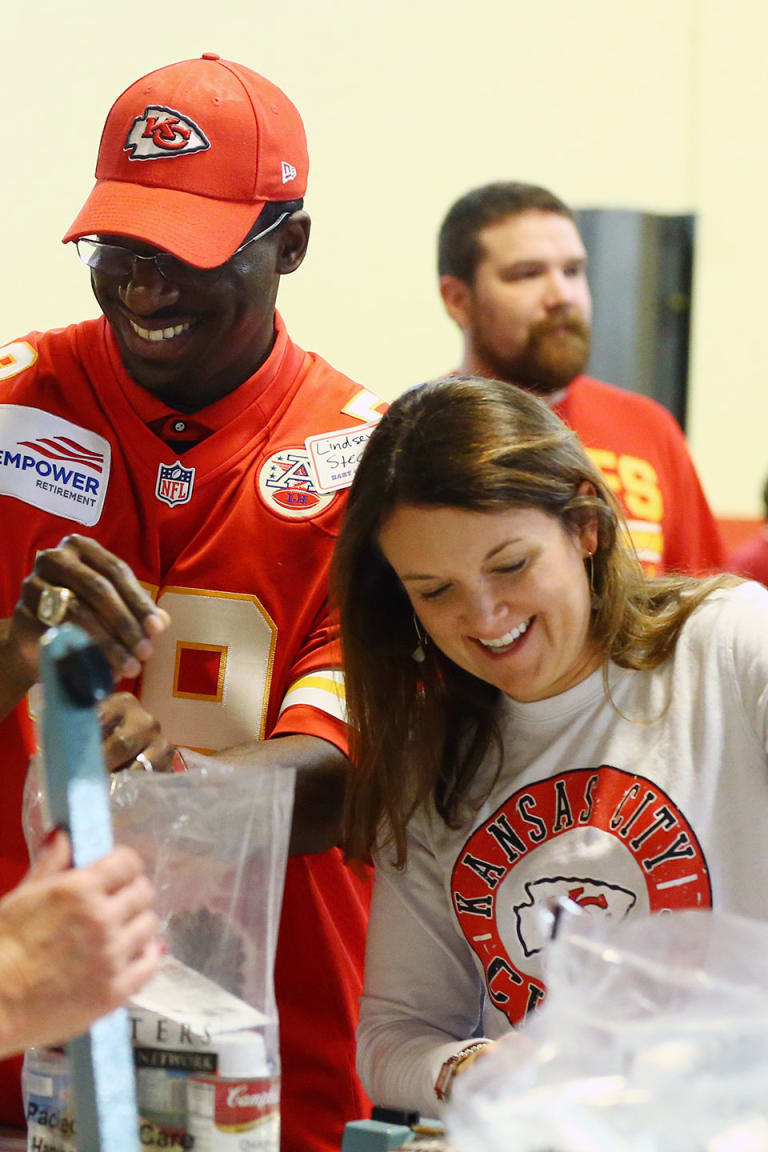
top-left (304, 422), bottom-right (377, 493)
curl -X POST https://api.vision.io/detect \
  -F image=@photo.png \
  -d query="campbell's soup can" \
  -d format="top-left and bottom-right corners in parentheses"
top-left (187, 1032), bottom-right (279, 1152)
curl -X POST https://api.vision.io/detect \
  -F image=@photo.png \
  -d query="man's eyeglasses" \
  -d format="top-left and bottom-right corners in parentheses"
top-left (74, 212), bottom-right (290, 285)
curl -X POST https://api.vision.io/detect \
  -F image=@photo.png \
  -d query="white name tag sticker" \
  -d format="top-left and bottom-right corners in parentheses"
top-left (0, 405), bottom-right (111, 526)
top-left (305, 422), bottom-right (377, 493)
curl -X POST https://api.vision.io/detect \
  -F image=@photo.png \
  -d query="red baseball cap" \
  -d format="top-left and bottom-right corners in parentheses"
top-left (62, 53), bottom-right (309, 268)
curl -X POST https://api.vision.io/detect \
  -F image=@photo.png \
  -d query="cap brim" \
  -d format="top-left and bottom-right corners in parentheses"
top-left (62, 180), bottom-right (267, 268)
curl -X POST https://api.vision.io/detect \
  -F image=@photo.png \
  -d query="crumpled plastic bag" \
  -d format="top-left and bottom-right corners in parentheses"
top-left (447, 907), bottom-right (768, 1152)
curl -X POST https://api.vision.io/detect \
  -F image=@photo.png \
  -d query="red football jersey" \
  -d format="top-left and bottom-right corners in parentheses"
top-left (0, 314), bottom-right (383, 1150)
top-left (555, 376), bottom-right (725, 577)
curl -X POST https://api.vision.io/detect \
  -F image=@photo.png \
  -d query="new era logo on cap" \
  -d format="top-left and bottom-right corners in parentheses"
top-left (281, 161), bottom-right (297, 183)
top-left (125, 105), bottom-right (211, 161)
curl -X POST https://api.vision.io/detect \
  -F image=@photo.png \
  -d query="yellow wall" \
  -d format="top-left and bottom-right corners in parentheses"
top-left (1, 0), bottom-right (759, 513)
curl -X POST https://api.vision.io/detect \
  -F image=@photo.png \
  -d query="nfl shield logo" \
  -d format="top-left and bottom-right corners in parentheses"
top-left (155, 459), bottom-right (195, 507)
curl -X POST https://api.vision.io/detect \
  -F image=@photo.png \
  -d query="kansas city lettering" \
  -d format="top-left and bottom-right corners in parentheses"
top-left (454, 772), bottom-right (599, 906)
top-left (454, 770), bottom-right (702, 906)
top-left (486, 955), bottom-right (523, 1005)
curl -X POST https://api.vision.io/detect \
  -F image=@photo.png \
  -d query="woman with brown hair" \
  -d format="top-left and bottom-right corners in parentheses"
top-left (333, 375), bottom-right (758, 1116)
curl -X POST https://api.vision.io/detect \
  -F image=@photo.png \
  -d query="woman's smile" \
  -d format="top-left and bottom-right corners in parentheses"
top-left (378, 504), bottom-right (601, 702)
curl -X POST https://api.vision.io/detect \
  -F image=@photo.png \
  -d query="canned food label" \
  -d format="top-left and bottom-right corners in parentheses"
top-left (188, 1077), bottom-right (279, 1151)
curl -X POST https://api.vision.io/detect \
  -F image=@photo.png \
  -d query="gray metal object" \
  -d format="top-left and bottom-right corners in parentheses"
top-left (575, 209), bottom-right (695, 430)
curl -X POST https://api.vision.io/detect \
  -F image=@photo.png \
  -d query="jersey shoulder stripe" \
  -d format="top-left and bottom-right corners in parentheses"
top-left (279, 668), bottom-right (346, 723)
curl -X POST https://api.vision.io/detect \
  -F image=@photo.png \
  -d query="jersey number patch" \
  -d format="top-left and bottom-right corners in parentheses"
top-left (139, 587), bottom-right (277, 752)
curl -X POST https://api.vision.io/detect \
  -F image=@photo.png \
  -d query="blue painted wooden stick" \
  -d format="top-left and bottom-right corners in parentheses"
top-left (39, 622), bottom-right (140, 1152)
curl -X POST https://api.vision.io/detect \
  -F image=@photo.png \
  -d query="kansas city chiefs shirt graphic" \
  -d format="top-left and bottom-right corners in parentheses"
top-left (451, 766), bottom-right (710, 1023)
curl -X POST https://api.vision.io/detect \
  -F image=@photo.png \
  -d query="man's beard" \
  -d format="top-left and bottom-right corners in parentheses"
top-left (474, 312), bottom-right (591, 397)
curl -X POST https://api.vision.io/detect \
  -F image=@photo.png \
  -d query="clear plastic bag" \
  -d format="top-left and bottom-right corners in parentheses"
top-left (448, 908), bottom-right (768, 1152)
top-left (25, 756), bottom-right (293, 1018)
top-left (22, 755), bottom-right (294, 1151)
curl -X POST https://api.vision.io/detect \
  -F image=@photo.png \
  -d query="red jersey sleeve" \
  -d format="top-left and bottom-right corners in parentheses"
top-left (269, 589), bottom-right (348, 754)
top-left (648, 402), bottom-right (725, 574)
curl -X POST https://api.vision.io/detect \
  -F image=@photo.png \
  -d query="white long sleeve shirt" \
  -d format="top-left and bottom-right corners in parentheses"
top-left (358, 582), bottom-right (768, 1114)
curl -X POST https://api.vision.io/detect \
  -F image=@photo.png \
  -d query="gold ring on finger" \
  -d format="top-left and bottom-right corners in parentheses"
top-left (37, 584), bottom-right (78, 627)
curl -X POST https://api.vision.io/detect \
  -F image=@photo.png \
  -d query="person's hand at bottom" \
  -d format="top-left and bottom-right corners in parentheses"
top-left (0, 829), bottom-right (160, 1057)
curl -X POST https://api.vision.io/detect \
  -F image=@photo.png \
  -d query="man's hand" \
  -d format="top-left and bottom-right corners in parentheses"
top-left (0, 830), bottom-right (160, 1058)
top-left (1, 535), bottom-right (169, 720)
top-left (100, 692), bottom-right (176, 774)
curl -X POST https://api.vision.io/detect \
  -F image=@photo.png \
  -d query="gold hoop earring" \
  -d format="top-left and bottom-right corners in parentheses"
top-left (412, 613), bottom-right (429, 663)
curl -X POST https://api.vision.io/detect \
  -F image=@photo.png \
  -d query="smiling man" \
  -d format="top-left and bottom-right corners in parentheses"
top-left (0, 54), bottom-right (383, 1151)
top-left (438, 182), bottom-right (724, 576)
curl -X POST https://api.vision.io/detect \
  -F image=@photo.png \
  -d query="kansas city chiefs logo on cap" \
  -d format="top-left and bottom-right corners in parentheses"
top-left (124, 105), bottom-right (210, 160)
